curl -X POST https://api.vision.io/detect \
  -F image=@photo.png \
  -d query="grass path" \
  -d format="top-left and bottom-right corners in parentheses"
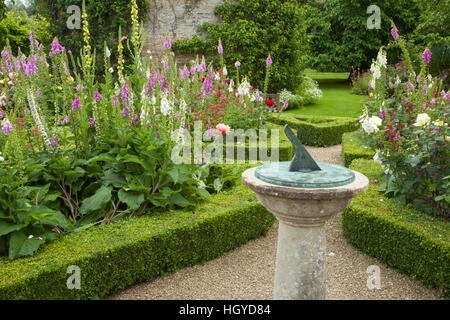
top-left (287, 73), bottom-right (367, 118)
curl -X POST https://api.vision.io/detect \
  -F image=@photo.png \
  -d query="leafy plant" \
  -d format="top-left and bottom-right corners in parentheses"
top-left (172, 0), bottom-right (307, 93)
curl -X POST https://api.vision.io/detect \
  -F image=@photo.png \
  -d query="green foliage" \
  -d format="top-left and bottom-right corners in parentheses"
top-left (342, 131), bottom-right (375, 167)
top-left (342, 159), bottom-right (450, 296)
top-left (268, 113), bottom-right (358, 146)
top-left (0, 9), bottom-right (51, 56)
top-left (0, 125), bottom-right (227, 259)
top-left (0, 167), bottom-right (67, 259)
top-left (0, 0), bottom-right (5, 19)
top-left (35, 0), bottom-right (150, 76)
top-left (305, 0), bottom-right (422, 72)
top-left (412, 0), bottom-right (449, 47)
top-left (172, 0), bottom-right (307, 93)
top-left (0, 185), bottom-right (276, 299)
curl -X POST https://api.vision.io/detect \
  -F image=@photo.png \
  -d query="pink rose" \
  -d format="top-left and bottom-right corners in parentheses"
top-left (216, 123), bottom-right (231, 135)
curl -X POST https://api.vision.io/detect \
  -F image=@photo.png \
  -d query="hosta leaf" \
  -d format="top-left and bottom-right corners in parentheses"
top-left (102, 171), bottom-right (126, 187)
top-left (167, 168), bottom-right (179, 184)
top-left (79, 185), bottom-right (112, 215)
top-left (118, 189), bottom-right (145, 211)
top-left (171, 193), bottom-right (190, 208)
top-left (0, 221), bottom-right (26, 237)
top-left (197, 188), bottom-right (211, 200)
top-left (37, 183), bottom-right (51, 204)
top-left (8, 230), bottom-right (26, 260)
top-left (28, 208), bottom-right (69, 229)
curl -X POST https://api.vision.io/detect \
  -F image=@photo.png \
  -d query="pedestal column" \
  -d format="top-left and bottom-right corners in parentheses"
top-left (273, 222), bottom-right (326, 300)
top-left (242, 167), bottom-right (369, 300)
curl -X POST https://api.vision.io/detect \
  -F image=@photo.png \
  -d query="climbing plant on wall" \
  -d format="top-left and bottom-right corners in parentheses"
top-left (172, 0), bottom-right (308, 93)
top-left (35, 0), bottom-right (150, 74)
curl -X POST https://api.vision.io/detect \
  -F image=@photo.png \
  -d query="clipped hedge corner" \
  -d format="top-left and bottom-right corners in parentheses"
top-left (343, 159), bottom-right (450, 296)
top-left (267, 113), bottom-right (358, 146)
top-left (342, 131), bottom-right (375, 167)
top-left (0, 185), bottom-right (275, 300)
top-left (223, 123), bottom-right (295, 162)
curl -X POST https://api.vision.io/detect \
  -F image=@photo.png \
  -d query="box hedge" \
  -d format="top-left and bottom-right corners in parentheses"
top-left (222, 123), bottom-right (295, 162)
top-left (0, 184), bottom-right (275, 300)
top-left (267, 113), bottom-right (358, 146)
top-left (343, 159), bottom-right (450, 296)
top-left (342, 131), bottom-right (375, 167)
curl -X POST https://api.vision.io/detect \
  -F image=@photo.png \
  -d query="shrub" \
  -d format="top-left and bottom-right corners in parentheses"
top-left (343, 159), bottom-right (450, 296)
top-left (268, 113), bottom-right (358, 146)
top-left (294, 75), bottom-right (323, 105)
top-left (0, 9), bottom-right (52, 56)
top-left (279, 89), bottom-right (302, 110)
top-left (172, 0), bottom-right (307, 93)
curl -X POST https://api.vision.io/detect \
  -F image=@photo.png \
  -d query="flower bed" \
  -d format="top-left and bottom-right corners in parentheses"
top-left (0, 182), bottom-right (275, 299)
top-left (0, 1), bottom-right (286, 260)
top-left (357, 26), bottom-right (449, 219)
top-left (342, 159), bottom-right (450, 296)
top-left (267, 113), bottom-right (357, 146)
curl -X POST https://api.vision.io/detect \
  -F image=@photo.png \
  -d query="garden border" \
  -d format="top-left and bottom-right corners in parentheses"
top-left (0, 185), bottom-right (275, 299)
top-left (267, 113), bottom-right (358, 147)
top-left (342, 159), bottom-right (450, 296)
top-left (342, 131), bottom-right (375, 167)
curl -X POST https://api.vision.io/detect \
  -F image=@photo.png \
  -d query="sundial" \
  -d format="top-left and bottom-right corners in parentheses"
top-left (255, 125), bottom-right (355, 188)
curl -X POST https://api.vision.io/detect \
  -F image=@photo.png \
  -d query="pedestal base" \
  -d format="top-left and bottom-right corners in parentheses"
top-left (274, 222), bottom-right (326, 300)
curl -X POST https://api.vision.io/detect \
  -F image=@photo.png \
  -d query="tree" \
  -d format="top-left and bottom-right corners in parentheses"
top-left (305, 0), bottom-right (421, 72)
top-left (0, 0), bottom-right (6, 20)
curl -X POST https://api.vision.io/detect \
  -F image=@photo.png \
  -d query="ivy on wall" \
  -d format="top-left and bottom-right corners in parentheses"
top-left (172, 0), bottom-right (308, 93)
top-left (35, 0), bottom-right (150, 74)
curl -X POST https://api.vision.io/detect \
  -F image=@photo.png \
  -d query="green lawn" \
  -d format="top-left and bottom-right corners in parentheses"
top-left (304, 69), bottom-right (350, 81)
top-left (288, 72), bottom-right (367, 118)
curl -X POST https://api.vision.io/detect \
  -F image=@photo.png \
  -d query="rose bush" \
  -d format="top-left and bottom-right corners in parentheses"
top-left (359, 26), bottom-right (449, 219)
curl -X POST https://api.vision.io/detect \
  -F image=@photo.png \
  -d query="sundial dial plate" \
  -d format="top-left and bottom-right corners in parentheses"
top-left (254, 124), bottom-right (356, 188)
top-left (255, 161), bottom-right (356, 188)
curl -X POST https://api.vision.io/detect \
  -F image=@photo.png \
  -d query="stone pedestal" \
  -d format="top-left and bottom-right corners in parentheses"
top-left (242, 167), bottom-right (368, 300)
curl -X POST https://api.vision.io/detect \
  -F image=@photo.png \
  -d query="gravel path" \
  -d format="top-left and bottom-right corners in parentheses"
top-left (110, 145), bottom-right (442, 300)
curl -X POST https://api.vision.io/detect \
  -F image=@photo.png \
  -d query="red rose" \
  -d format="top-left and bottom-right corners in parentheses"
top-left (266, 99), bottom-right (275, 107)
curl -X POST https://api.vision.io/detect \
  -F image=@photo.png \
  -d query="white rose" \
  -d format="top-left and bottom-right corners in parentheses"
top-left (370, 116), bottom-right (382, 127)
top-left (362, 118), bottom-right (379, 134)
top-left (413, 113), bottom-right (431, 127)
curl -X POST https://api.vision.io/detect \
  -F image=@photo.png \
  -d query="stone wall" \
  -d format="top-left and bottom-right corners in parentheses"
top-left (143, 0), bottom-right (226, 64)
